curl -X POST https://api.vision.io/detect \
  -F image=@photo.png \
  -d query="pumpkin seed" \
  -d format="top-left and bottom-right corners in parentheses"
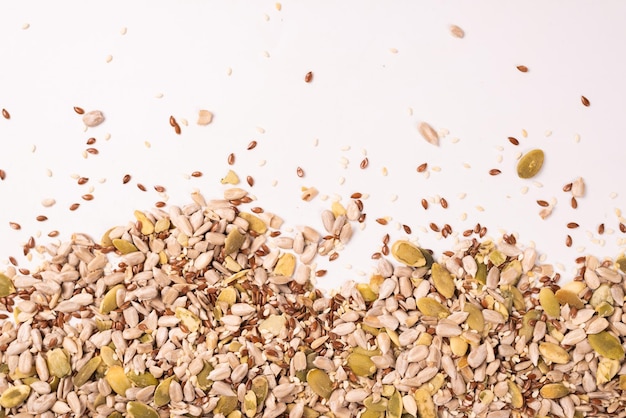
top-left (251, 376), bottom-right (269, 406)
top-left (539, 288), bottom-right (561, 318)
top-left (100, 346), bottom-right (121, 367)
top-left (463, 303), bottom-right (484, 332)
top-left (243, 391), bottom-right (257, 418)
top-left (554, 289), bottom-right (584, 309)
top-left (46, 348), bottom-right (71, 378)
top-left (616, 256), bottom-right (626, 273)
top-left (346, 353), bottom-right (376, 377)
top-left (127, 401), bottom-right (159, 418)
top-left (590, 284), bottom-right (613, 308)
top-left (100, 284), bottom-right (124, 314)
top-left (538, 342), bottom-right (570, 364)
top-left (154, 217), bottom-right (170, 233)
top-left (175, 306), bottom-right (201, 332)
top-left (416, 297), bottom-right (450, 318)
top-left (215, 396), bottom-right (238, 415)
top-left (414, 388), bottom-right (437, 418)
top-left (507, 380), bottom-right (524, 408)
top-left (364, 396), bottom-right (388, 412)
top-left (356, 283), bottom-right (378, 302)
top-left (127, 371), bottom-right (158, 387)
top-left (539, 383), bottom-right (570, 399)
top-left (0, 273), bottom-right (16, 297)
top-left (133, 210), bottom-right (154, 235)
top-left (387, 389), bottom-right (402, 418)
top-left (488, 250), bottom-right (506, 267)
top-left (105, 365), bottom-right (132, 396)
top-left (73, 356), bottom-right (102, 387)
top-left (112, 238), bottom-right (138, 254)
top-left (307, 369), bottom-right (333, 399)
top-left (238, 212), bottom-right (268, 234)
top-left (596, 358), bottom-right (620, 385)
top-left (516, 148), bottom-right (544, 179)
top-left (196, 361), bottom-right (214, 390)
top-left (154, 376), bottom-right (175, 407)
top-left (224, 227), bottom-right (246, 255)
top-left (431, 263), bottom-right (455, 298)
top-left (0, 385), bottom-right (30, 408)
top-left (391, 240), bottom-right (431, 267)
top-left (449, 336), bottom-right (468, 357)
top-left (274, 253), bottom-right (296, 276)
top-left (217, 286), bottom-right (238, 305)
top-left (221, 169), bottom-right (240, 185)
top-left (595, 301), bottom-right (615, 317)
top-left (588, 331), bottom-right (625, 360)
top-left (259, 314), bottom-right (286, 336)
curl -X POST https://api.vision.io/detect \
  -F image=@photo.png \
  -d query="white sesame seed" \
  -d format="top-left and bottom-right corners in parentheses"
top-left (105, 55), bottom-right (113, 63)
top-left (258, 159), bottom-right (266, 166)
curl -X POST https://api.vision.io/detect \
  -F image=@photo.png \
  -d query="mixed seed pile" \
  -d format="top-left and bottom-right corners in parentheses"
top-left (1, 188), bottom-right (626, 418)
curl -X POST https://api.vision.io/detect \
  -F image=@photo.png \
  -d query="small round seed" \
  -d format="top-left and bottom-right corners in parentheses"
top-left (581, 95), bottom-right (590, 107)
top-left (73, 106), bottom-right (85, 114)
top-left (567, 222), bottom-right (579, 229)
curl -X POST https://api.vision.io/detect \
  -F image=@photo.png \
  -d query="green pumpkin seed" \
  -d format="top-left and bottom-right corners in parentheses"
top-left (46, 348), bottom-right (71, 378)
top-left (105, 365), bottom-right (132, 396)
top-left (238, 212), bottom-right (268, 234)
top-left (416, 297), bottom-right (450, 318)
top-left (251, 375), bottom-right (269, 406)
top-left (112, 238), bottom-right (138, 254)
top-left (0, 385), bottom-right (30, 408)
top-left (286, 404), bottom-right (320, 418)
top-left (596, 358), bottom-right (620, 385)
top-left (133, 210), bottom-right (155, 235)
top-left (107, 411), bottom-right (122, 418)
top-left (387, 389), bottom-right (402, 418)
top-left (127, 401), bottom-right (159, 418)
top-left (154, 217), bottom-right (170, 233)
top-left (431, 263), bottom-right (455, 298)
top-left (243, 391), bottom-right (257, 418)
top-left (364, 396), bottom-right (388, 412)
top-left (217, 287), bottom-right (238, 305)
top-left (488, 250), bottom-right (506, 267)
top-left (616, 256), bottom-right (626, 273)
top-left (554, 289), bottom-right (584, 309)
top-left (224, 228), bottom-right (246, 255)
top-left (127, 371), bottom-right (158, 387)
top-left (538, 342), bottom-right (570, 364)
top-left (100, 284), bottom-right (125, 314)
top-left (352, 347), bottom-right (382, 357)
top-left (273, 253), bottom-right (296, 276)
top-left (539, 383), bottom-right (570, 399)
top-left (154, 376), bottom-right (175, 407)
top-left (73, 356), bottom-right (102, 387)
top-left (414, 388), bottom-right (437, 418)
top-left (391, 240), bottom-right (428, 267)
top-left (361, 409), bottom-right (384, 418)
top-left (588, 331), bottom-right (625, 360)
top-left (175, 307), bottom-right (201, 333)
top-left (356, 283), bottom-right (378, 302)
top-left (215, 396), bottom-right (238, 415)
top-left (346, 353), bottom-right (376, 377)
top-left (475, 261), bottom-right (487, 285)
top-left (196, 361), bottom-right (214, 390)
top-left (463, 303), bottom-right (484, 332)
top-left (306, 369), bottom-right (333, 399)
top-left (595, 301), bottom-right (615, 317)
top-left (590, 284), bottom-right (613, 308)
top-left (0, 273), bottom-right (16, 297)
top-left (539, 288), bottom-right (561, 318)
top-left (259, 314), bottom-right (286, 336)
top-left (519, 310), bottom-right (541, 342)
top-left (100, 346), bottom-right (121, 367)
top-left (507, 380), bottom-right (524, 409)
top-left (516, 149), bottom-right (544, 179)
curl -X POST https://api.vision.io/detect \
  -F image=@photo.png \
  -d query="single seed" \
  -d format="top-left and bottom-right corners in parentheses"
top-left (228, 153), bottom-right (235, 165)
top-left (304, 71), bottom-right (313, 83)
top-left (417, 163), bottom-right (428, 172)
top-left (247, 140), bottom-right (257, 150)
top-left (581, 95), bottom-right (590, 107)
top-left (567, 222), bottom-right (579, 229)
top-left (36, 215), bottom-right (48, 222)
top-left (191, 171), bottom-right (203, 178)
top-left (376, 218), bottom-right (388, 225)
top-left (508, 136), bottom-right (519, 145)
top-left (489, 169), bottom-right (501, 176)
top-left (137, 183), bottom-right (147, 192)
top-left (69, 203), bottom-right (80, 211)
top-left (247, 176), bottom-right (255, 187)
top-left (381, 244), bottom-right (389, 255)
top-left (86, 148), bottom-right (99, 155)
top-left (360, 158), bottom-right (369, 169)
top-left (1, 108), bottom-right (10, 119)
top-left (154, 185), bottom-right (166, 192)
top-left (155, 201), bottom-right (166, 208)
top-left (329, 252), bottom-right (339, 261)
top-left (48, 230), bottom-right (59, 237)
top-left (0, 169), bottom-right (5, 180)
top-left (571, 197), bottom-right (578, 209)
top-left (429, 223), bottom-right (439, 232)
top-left (566, 235), bottom-right (572, 247)
top-left (517, 149), bottom-right (544, 179)
top-left (516, 65), bottom-right (528, 73)
top-left (78, 177), bottom-right (89, 185)
top-left (297, 167), bottom-right (304, 177)
top-left (598, 223), bottom-right (605, 234)
top-left (403, 224), bottom-right (412, 234)
top-left (173, 123), bottom-right (181, 134)
top-left (251, 207), bottom-right (264, 213)
top-left (449, 24), bottom-right (465, 38)
top-left (123, 174), bottom-right (131, 184)
top-left (86, 137), bottom-right (96, 145)
top-left (620, 223), bottom-right (626, 233)
top-left (8, 256), bottom-right (17, 266)
top-left (537, 200), bottom-right (549, 207)
top-left (421, 199), bottom-right (428, 210)
top-left (82, 194), bottom-right (94, 201)
top-left (9, 222), bottom-right (21, 230)
top-left (563, 182), bottom-right (572, 192)
top-left (440, 197), bottom-right (448, 208)
top-left (316, 270), bottom-right (327, 277)
top-left (74, 106), bottom-right (85, 114)
top-left (169, 115), bottom-right (176, 127)
top-left (351, 192), bottom-right (362, 199)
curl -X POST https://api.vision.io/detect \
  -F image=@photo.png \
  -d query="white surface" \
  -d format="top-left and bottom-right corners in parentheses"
top-left (1, 2), bottom-right (625, 289)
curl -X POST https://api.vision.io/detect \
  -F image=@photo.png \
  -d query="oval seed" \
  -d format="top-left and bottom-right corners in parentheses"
top-left (0, 385), bottom-right (31, 408)
top-left (127, 401), bottom-right (159, 418)
top-left (540, 383), bottom-right (570, 399)
top-left (588, 331), bottom-right (625, 360)
top-left (307, 369), bottom-right (333, 399)
top-left (581, 95), bottom-right (590, 107)
top-left (516, 149), bottom-right (544, 179)
top-left (0, 273), bottom-right (16, 297)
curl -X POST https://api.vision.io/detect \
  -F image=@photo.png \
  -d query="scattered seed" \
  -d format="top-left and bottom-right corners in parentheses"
top-left (47, 230), bottom-right (59, 237)
top-left (517, 149), bottom-right (544, 179)
top-left (36, 215), bottom-right (48, 222)
top-left (9, 222), bottom-right (21, 230)
top-left (315, 269), bottom-right (327, 277)
top-left (154, 185), bottom-right (166, 193)
top-left (304, 71), bottom-right (313, 83)
top-left (247, 176), bottom-right (255, 187)
top-left (123, 174), bottom-right (131, 184)
top-left (417, 163), bottom-right (428, 172)
top-left (137, 183), bottom-right (147, 192)
top-left (1, 108), bottom-right (10, 119)
top-left (449, 24), bottom-right (465, 38)
top-left (350, 192), bottom-right (362, 199)
top-left (620, 223), bottom-right (626, 233)
top-left (73, 106), bottom-right (85, 115)
top-left (421, 199), bottom-right (429, 210)
top-left (571, 197), bottom-right (578, 209)
top-left (581, 95), bottom-right (590, 107)
top-left (537, 200), bottom-right (549, 207)
top-left (598, 223), bottom-right (605, 235)
top-left (567, 222), bottom-right (579, 229)
top-left (489, 169), bottom-right (501, 176)
top-left (191, 171), bottom-right (203, 178)
top-left (0, 169), bottom-right (5, 180)
top-left (86, 137), bottom-right (96, 145)
top-left (440, 197), bottom-right (448, 208)
top-left (82, 194), bottom-right (94, 201)
top-left (155, 201), bottom-right (166, 208)
top-left (228, 153), bottom-right (235, 165)
top-left (78, 177), bottom-right (89, 185)
top-left (563, 182), bottom-right (573, 192)
top-left (402, 224), bottom-right (412, 234)
top-left (360, 158), bottom-right (369, 169)
top-left (197, 110), bottom-right (213, 126)
top-left (247, 140), bottom-right (257, 150)
top-left (418, 122), bottom-right (439, 146)
top-left (566, 235), bottom-right (573, 247)
top-left (429, 223), bottom-right (439, 232)
top-left (86, 148), bottom-right (99, 155)
top-left (297, 167), bottom-right (304, 177)
top-left (69, 203), bottom-right (80, 211)
top-left (516, 65), bottom-right (528, 73)
top-left (508, 136), bottom-right (519, 145)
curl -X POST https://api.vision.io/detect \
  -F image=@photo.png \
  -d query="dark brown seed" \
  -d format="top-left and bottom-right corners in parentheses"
top-left (429, 223), bottom-right (439, 232)
top-left (228, 153), bottom-right (235, 165)
top-left (350, 192), bottom-right (362, 199)
top-left (417, 163), bottom-right (428, 173)
top-left (9, 256), bottom-right (18, 266)
top-left (444, 224), bottom-right (452, 234)
top-left (82, 194), bottom-right (94, 201)
top-left (173, 123), bottom-right (181, 134)
top-left (36, 215), bottom-right (48, 222)
top-left (355, 199), bottom-right (363, 211)
top-left (69, 203), bottom-right (80, 211)
top-left (251, 207), bottom-right (264, 214)
top-left (86, 137), bottom-right (96, 145)
top-left (421, 199), bottom-right (428, 210)
top-left (304, 71), bottom-right (313, 83)
top-left (620, 223), bottom-right (626, 233)
top-left (329, 252), bottom-right (339, 261)
top-left (508, 136), bottom-right (519, 145)
top-left (598, 223), bottom-right (605, 235)
top-left (516, 65), bottom-right (528, 73)
top-left (474, 223), bottom-right (481, 233)
top-left (581, 96), bottom-right (590, 107)
top-left (246, 176), bottom-right (255, 187)
top-left (360, 158), bottom-right (369, 169)
top-left (315, 269), bottom-right (327, 277)
top-left (536, 200), bottom-right (549, 207)
top-left (9, 222), bottom-right (21, 230)
top-left (402, 224), bottom-right (412, 234)
top-left (358, 213), bottom-right (366, 223)
top-left (48, 230), bottom-right (60, 237)
top-left (381, 244), bottom-right (389, 256)
top-left (270, 231), bottom-right (281, 237)
top-left (154, 185), bottom-right (166, 193)
top-left (567, 222), bottom-right (579, 229)
top-left (73, 106), bottom-right (85, 115)
top-left (77, 177), bottom-right (89, 185)
top-left (382, 234), bottom-right (390, 245)
top-left (0, 169), bottom-right (5, 180)
top-left (123, 174), bottom-right (131, 184)
top-left (137, 183), bottom-right (147, 192)
top-left (479, 226), bottom-right (487, 238)
top-left (1, 108), bottom-right (10, 119)
top-left (86, 148), bottom-right (99, 155)
top-left (371, 252), bottom-right (382, 259)
top-left (563, 182), bottom-right (573, 192)
top-left (489, 169), bottom-right (501, 176)
top-left (376, 218), bottom-right (388, 225)
top-left (155, 201), bottom-right (166, 208)
top-left (566, 235), bottom-right (572, 247)
top-left (463, 229), bottom-right (473, 237)
top-left (247, 140), bottom-right (257, 150)
top-left (440, 198), bottom-right (448, 209)
top-left (571, 197), bottom-right (578, 209)
top-left (241, 196), bottom-right (253, 203)
top-left (27, 236), bottom-right (35, 248)
top-left (191, 171), bottom-right (203, 178)
top-left (169, 115), bottom-right (176, 127)
top-left (296, 167), bottom-right (304, 177)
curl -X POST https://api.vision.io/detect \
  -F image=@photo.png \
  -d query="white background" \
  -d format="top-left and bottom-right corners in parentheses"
top-left (1, 2), bottom-right (625, 290)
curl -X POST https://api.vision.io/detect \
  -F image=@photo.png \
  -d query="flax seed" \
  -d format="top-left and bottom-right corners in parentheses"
top-left (315, 269), bottom-right (327, 277)
top-left (567, 222), bottom-right (579, 229)
top-left (297, 167), bottom-right (304, 177)
top-left (563, 182), bottom-right (573, 192)
top-left (82, 194), bottom-right (94, 201)
top-left (8, 256), bottom-right (17, 266)
top-left (137, 183), bottom-right (147, 192)
top-left (371, 252), bottom-right (382, 259)
top-left (421, 199), bottom-right (428, 210)
top-left (86, 148), bottom-right (99, 155)
top-left (169, 115), bottom-right (176, 126)
top-left (9, 222), bottom-right (21, 230)
top-left (381, 244), bottom-right (389, 255)
top-left (508, 136), bottom-right (519, 145)
top-left (78, 177), bottom-right (89, 185)
top-left (0, 169), bottom-right (5, 180)
top-left (73, 106), bottom-right (85, 114)
top-left (36, 215), bottom-right (48, 222)
top-left (69, 203), bottom-right (80, 211)
top-left (329, 252), bottom-right (339, 261)
top-left (376, 218), bottom-right (388, 225)
top-left (86, 137), bottom-right (96, 145)
top-left (598, 223), bottom-right (605, 235)
top-left (566, 235), bottom-right (573, 247)
top-left (247, 176), bottom-right (255, 187)
top-left (620, 222), bottom-right (626, 233)
top-left (247, 140), bottom-right (257, 150)
top-left (154, 185), bottom-right (166, 192)
top-left (123, 174), bottom-right (131, 184)
top-left (537, 200), bottom-right (549, 207)
top-left (440, 197), bottom-right (448, 208)
top-left (155, 201), bottom-right (166, 208)
top-left (429, 223), bottom-right (439, 232)
top-left (48, 230), bottom-right (59, 237)
top-left (358, 213), bottom-right (366, 223)
top-left (402, 224), bottom-right (412, 234)
top-left (350, 192), bottom-right (362, 199)
top-left (304, 71), bottom-right (313, 83)
top-left (571, 197), bottom-right (578, 209)
top-left (516, 65), bottom-right (528, 73)
top-left (417, 163), bottom-right (428, 172)
top-left (251, 207), bottom-right (264, 213)
top-left (489, 169), bottom-right (501, 176)
top-left (191, 171), bottom-right (203, 178)
top-left (1, 108), bottom-right (10, 119)
top-left (463, 229), bottom-right (473, 237)
top-left (479, 226), bottom-right (487, 237)
top-left (360, 157), bottom-right (369, 169)
top-left (228, 153), bottom-right (235, 165)
top-left (581, 95), bottom-right (590, 107)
